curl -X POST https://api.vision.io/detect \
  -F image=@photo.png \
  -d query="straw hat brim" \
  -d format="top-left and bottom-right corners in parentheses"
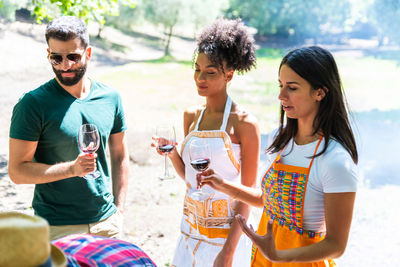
top-left (50, 244), bottom-right (67, 267)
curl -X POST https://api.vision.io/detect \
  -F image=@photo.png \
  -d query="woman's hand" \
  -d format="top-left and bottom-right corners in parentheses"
top-left (151, 136), bottom-right (178, 157)
top-left (235, 214), bottom-right (281, 262)
top-left (197, 168), bottom-right (226, 191)
top-left (213, 249), bottom-right (234, 267)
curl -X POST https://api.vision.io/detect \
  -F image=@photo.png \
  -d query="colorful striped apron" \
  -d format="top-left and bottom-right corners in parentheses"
top-left (251, 137), bottom-right (336, 267)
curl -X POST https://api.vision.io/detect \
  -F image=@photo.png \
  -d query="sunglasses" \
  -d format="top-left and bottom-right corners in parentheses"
top-left (48, 50), bottom-right (86, 65)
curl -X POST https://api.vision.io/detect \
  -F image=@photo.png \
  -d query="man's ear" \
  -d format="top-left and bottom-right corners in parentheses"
top-left (86, 46), bottom-right (92, 60)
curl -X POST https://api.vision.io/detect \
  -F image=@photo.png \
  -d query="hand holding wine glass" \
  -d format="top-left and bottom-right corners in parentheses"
top-left (155, 126), bottom-right (176, 180)
top-left (78, 124), bottom-right (101, 179)
top-left (195, 168), bottom-right (226, 193)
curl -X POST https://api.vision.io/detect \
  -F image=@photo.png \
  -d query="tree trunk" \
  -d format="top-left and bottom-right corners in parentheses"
top-left (97, 24), bottom-right (104, 39)
top-left (164, 24), bottom-right (174, 57)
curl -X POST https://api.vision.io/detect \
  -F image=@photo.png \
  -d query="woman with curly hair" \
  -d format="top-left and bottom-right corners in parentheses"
top-left (152, 19), bottom-right (260, 266)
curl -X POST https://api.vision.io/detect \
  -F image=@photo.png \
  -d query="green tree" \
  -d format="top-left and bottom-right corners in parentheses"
top-left (31, 0), bottom-right (135, 37)
top-left (226, 0), bottom-right (351, 43)
top-left (186, 0), bottom-right (228, 38)
top-left (139, 0), bottom-right (183, 56)
top-left (104, 1), bottom-right (141, 31)
top-left (0, 0), bottom-right (29, 21)
top-left (369, 0), bottom-right (400, 46)
top-left (137, 0), bottom-right (226, 57)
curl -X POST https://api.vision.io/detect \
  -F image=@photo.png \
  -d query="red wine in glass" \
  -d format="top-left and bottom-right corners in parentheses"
top-left (156, 126), bottom-right (176, 180)
top-left (158, 144), bottom-right (175, 153)
top-left (189, 139), bottom-right (212, 201)
top-left (190, 158), bottom-right (210, 171)
top-left (81, 147), bottom-right (98, 154)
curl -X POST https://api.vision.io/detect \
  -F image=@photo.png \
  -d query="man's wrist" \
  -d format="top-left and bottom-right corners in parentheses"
top-left (67, 160), bottom-right (76, 177)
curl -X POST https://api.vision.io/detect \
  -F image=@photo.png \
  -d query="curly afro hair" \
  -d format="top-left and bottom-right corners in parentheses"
top-left (195, 18), bottom-right (256, 74)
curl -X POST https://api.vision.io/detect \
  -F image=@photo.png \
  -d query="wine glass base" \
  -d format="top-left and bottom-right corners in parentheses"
top-left (190, 191), bottom-right (211, 201)
top-left (158, 174), bottom-right (175, 180)
top-left (83, 170), bottom-right (101, 179)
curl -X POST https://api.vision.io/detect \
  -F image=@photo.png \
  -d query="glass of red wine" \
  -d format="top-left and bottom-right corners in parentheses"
top-left (156, 126), bottom-right (176, 180)
top-left (189, 138), bottom-right (212, 201)
top-left (78, 123), bottom-right (101, 179)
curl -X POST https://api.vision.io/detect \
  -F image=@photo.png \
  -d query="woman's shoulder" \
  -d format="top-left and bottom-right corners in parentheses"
top-left (319, 138), bottom-right (357, 169)
top-left (183, 105), bottom-right (204, 121)
top-left (315, 138), bottom-right (358, 192)
top-left (232, 110), bottom-right (259, 142)
top-left (183, 105), bottom-right (205, 135)
top-left (230, 104), bottom-right (258, 128)
top-left (323, 139), bottom-right (352, 157)
top-left (184, 105), bottom-right (204, 116)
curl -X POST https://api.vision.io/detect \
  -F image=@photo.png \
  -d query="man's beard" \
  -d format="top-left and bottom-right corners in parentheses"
top-left (53, 64), bottom-right (87, 86)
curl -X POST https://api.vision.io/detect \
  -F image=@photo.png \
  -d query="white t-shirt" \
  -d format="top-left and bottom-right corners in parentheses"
top-left (263, 130), bottom-right (358, 232)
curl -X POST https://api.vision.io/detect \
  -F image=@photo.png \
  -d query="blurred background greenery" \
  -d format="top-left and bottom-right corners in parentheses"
top-left (1, 0), bottom-right (400, 58)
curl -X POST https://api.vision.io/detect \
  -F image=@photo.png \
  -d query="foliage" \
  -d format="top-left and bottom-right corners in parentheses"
top-left (0, 0), bottom-right (28, 21)
top-left (31, 0), bottom-right (135, 25)
top-left (135, 0), bottom-right (227, 56)
top-left (256, 47), bottom-right (284, 59)
top-left (185, 0), bottom-right (229, 37)
top-left (225, 0), bottom-right (351, 43)
top-left (136, 0), bottom-right (182, 56)
top-left (368, 0), bottom-right (400, 45)
top-left (104, 1), bottom-right (141, 31)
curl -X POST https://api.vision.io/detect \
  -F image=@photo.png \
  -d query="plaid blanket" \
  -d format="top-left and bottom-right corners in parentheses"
top-left (53, 234), bottom-right (157, 267)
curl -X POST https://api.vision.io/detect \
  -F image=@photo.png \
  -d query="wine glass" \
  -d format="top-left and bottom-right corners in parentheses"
top-left (78, 124), bottom-right (101, 179)
top-left (188, 138), bottom-right (212, 201)
top-left (156, 126), bottom-right (176, 180)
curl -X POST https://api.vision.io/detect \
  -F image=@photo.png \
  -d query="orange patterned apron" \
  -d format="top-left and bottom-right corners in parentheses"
top-left (251, 137), bottom-right (335, 267)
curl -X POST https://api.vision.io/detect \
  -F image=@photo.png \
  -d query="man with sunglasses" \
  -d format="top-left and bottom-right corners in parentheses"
top-left (8, 16), bottom-right (129, 241)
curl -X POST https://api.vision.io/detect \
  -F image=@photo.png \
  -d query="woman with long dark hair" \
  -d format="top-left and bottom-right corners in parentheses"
top-left (199, 46), bottom-right (358, 266)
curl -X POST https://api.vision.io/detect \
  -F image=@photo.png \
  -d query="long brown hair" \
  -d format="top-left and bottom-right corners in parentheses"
top-left (268, 46), bottom-right (358, 164)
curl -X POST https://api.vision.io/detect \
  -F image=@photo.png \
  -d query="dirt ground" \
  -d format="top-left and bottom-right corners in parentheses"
top-left (1, 21), bottom-right (400, 267)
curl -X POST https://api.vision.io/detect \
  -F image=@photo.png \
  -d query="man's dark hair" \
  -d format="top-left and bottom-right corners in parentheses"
top-left (195, 18), bottom-right (256, 74)
top-left (45, 16), bottom-right (89, 48)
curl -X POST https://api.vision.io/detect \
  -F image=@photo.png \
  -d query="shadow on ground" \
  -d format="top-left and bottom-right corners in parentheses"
top-left (0, 154), bottom-right (8, 179)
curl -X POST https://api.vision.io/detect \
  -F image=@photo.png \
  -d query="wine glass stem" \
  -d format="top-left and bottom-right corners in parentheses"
top-left (197, 171), bottom-right (202, 192)
top-left (194, 201), bottom-right (200, 236)
top-left (164, 154), bottom-right (169, 177)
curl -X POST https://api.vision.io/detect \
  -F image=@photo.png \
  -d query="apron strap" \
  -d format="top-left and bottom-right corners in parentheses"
top-left (194, 96), bottom-right (232, 131)
top-left (307, 135), bottom-right (324, 169)
top-left (194, 108), bottom-right (206, 131)
top-left (220, 96), bottom-right (232, 131)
